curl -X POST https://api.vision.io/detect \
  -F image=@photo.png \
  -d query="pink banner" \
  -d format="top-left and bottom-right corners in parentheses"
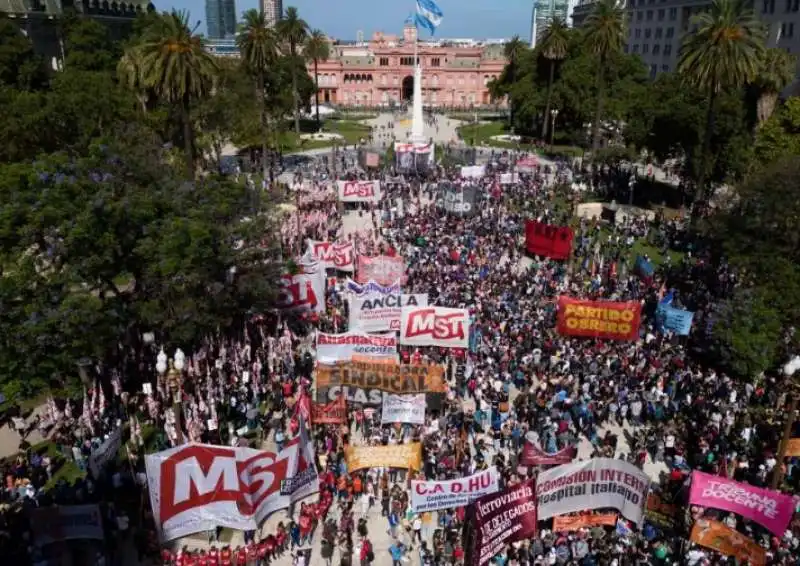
top-left (356, 255), bottom-right (406, 286)
top-left (519, 443), bottom-right (576, 467)
top-left (689, 470), bottom-right (794, 536)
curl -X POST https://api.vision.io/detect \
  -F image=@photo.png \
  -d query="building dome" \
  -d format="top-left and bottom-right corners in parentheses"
top-left (404, 13), bottom-right (416, 27)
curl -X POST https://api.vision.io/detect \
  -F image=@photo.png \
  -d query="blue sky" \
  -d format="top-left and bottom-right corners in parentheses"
top-left (160, 0), bottom-right (533, 40)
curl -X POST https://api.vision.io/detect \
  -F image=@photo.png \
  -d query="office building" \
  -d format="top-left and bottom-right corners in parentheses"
top-left (531, 0), bottom-right (576, 47)
top-left (263, 0), bottom-right (282, 28)
top-left (206, 0), bottom-right (236, 39)
top-left (572, 0), bottom-right (800, 79)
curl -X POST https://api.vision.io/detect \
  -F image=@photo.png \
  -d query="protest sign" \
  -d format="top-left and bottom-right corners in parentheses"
top-left (311, 396), bottom-right (347, 424)
top-left (356, 255), bottom-right (406, 286)
top-left (315, 331), bottom-right (397, 362)
top-left (410, 467), bottom-right (500, 513)
top-left (690, 519), bottom-right (766, 566)
top-left (536, 458), bottom-right (650, 524)
top-left (556, 296), bottom-right (641, 341)
top-left (460, 165), bottom-right (485, 179)
top-left (277, 262), bottom-right (326, 313)
top-left (349, 293), bottom-right (428, 332)
top-left (88, 425), bottom-right (123, 478)
top-left (552, 513), bottom-right (617, 532)
top-left (344, 442), bottom-right (422, 471)
top-left (634, 255), bottom-right (655, 277)
top-left (315, 357), bottom-right (446, 398)
top-left (306, 240), bottom-right (355, 271)
top-left (345, 278), bottom-right (402, 296)
top-left (381, 393), bottom-right (426, 425)
top-left (400, 306), bottom-right (470, 348)
top-left (524, 220), bottom-right (573, 260)
top-left (787, 438), bottom-right (800, 457)
top-left (689, 470), bottom-right (794, 536)
top-left (519, 442), bottom-right (576, 467)
top-left (468, 480), bottom-right (537, 566)
top-left (336, 180), bottom-right (381, 203)
top-left (656, 304), bottom-right (694, 335)
top-left (645, 493), bottom-right (681, 530)
top-left (437, 184), bottom-right (478, 216)
top-left (515, 156), bottom-right (538, 171)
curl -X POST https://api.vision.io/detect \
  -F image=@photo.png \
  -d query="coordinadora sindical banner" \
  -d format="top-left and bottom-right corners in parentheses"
top-left (556, 296), bottom-right (641, 341)
top-left (411, 467), bottom-right (499, 513)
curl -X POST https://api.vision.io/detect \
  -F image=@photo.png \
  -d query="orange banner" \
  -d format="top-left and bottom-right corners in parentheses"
top-left (645, 493), bottom-right (680, 530)
top-left (344, 442), bottom-right (422, 471)
top-left (316, 356), bottom-right (446, 395)
top-left (786, 438), bottom-right (800, 457)
top-left (556, 296), bottom-right (641, 341)
top-left (553, 513), bottom-right (617, 532)
top-left (312, 396), bottom-right (347, 424)
top-left (690, 519), bottom-right (766, 566)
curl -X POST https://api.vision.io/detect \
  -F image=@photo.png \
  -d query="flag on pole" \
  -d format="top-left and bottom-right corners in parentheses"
top-left (415, 0), bottom-right (443, 35)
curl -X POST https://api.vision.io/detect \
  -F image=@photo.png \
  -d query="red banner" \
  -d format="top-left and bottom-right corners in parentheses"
top-left (312, 396), bottom-right (347, 424)
top-left (524, 220), bottom-right (573, 260)
top-left (556, 296), bottom-right (641, 341)
top-left (519, 443), bottom-right (576, 467)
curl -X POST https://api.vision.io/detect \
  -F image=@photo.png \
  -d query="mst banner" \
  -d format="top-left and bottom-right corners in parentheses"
top-left (536, 458), bottom-right (650, 525)
top-left (356, 255), bottom-right (406, 286)
top-left (145, 433), bottom-right (318, 541)
top-left (381, 393), bottom-right (426, 425)
top-left (306, 240), bottom-right (355, 271)
top-left (312, 396), bottom-right (347, 424)
top-left (277, 263), bottom-right (326, 313)
top-left (469, 480), bottom-right (537, 566)
top-left (344, 442), bottom-right (422, 471)
top-left (556, 296), bottom-right (642, 341)
top-left (524, 220), bottom-right (574, 260)
top-left (411, 467), bottom-right (500, 513)
top-left (349, 293), bottom-right (428, 332)
top-left (400, 306), bottom-right (470, 348)
top-left (336, 180), bottom-right (381, 203)
top-left (316, 331), bottom-right (397, 363)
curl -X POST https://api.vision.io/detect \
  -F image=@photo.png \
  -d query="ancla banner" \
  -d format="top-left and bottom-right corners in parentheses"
top-left (519, 442), bottom-right (576, 467)
top-left (400, 306), bottom-right (470, 348)
top-left (307, 240), bottom-right (355, 272)
top-left (468, 480), bottom-right (537, 566)
top-left (312, 396), bottom-right (347, 424)
top-left (556, 296), bottom-right (641, 341)
top-left (356, 255), bottom-right (406, 286)
top-left (411, 467), bottom-right (500, 513)
top-left (688, 470), bottom-right (794, 536)
top-left (145, 429), bottom-right (318, 541)
top-left (524, 220), bottom-right (573, 261)
top-left (349, 293), bottom-right (428, 332)
top-left (336, 180), bottom-right (381, 203)
top-left (316, 331), bottom-right (397, 363)
top-left (536, 458), bottom-right (650, 525)
top-left (381, 393), bottom-right (426, 425)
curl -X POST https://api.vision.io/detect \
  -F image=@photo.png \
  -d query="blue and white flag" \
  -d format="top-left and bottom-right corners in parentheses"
top-left (415, 0), bottom-right (443, 35)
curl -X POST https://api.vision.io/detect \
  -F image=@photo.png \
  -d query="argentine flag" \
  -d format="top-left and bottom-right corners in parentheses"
top-left (416, 0), bottom-right (443, 35)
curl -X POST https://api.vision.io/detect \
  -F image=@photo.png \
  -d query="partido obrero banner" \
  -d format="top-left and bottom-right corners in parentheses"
top-left (315, 331), bottom-right (398, 363)
top-left (381, 393), bottom-right (426, 425)
top-left (356, 255), bottom-right (406, 286)
top-left (336, 180), bottom-right (382, 203)
top-left (556, 296), bottom-right (642, 341)
top-left (306, 240), bottom-right (355, 271)
top-left (411, 467), bottom-right (500, 513)
top-left (688, 470), bottom-right (794, 536)
top-left (348, 293), bottom-right (428, 332)
top-left (536, 458), bottom-right (650, 525)
top-left (399, 306), bottom-right (470, 348)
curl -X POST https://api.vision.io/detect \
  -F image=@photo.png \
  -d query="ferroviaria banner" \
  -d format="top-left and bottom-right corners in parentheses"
top-left (315, 356), bottom-right (447, 395)
top-left (344, 442), bottom-right (422, 471)
top-left (556, 296), bottom-right (642, 341)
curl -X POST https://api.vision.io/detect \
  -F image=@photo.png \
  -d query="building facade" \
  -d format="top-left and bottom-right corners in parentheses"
top-left (205, 0), bottom-right (236, 39)
top-left (531, 0), bottom-right (576, 47)
top-left (311, 23), bottom-right (508, 108)
top-left (572, 0), bottom-right (800, 78)
top-left (262, 0), bottom-right (281, 27)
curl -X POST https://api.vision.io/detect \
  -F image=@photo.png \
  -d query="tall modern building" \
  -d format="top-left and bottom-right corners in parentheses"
top-left (530, 0), bottom-right (576, 47)
top-left (206, 0), bottom-right (237, 39)
top-left (263, 0), bottom-right (282, 28)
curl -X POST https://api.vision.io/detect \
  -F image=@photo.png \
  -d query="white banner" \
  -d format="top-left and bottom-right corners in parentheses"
top-left (337, 180), bottom-right (382, 203)
top-left (316, 331), bottom-right (397, 363)
top-left (399, 306), bottom-right (470, 348)
top-left (30, 504), bottom-right (104, 547)
top-left (277, 261), bottom-right (326, 313)
top-left (307, 240), bottom-right (355, 272)
top-left (88, 425), bottom-right (123, 478)
top-left (145, 431), bottom-right (318, 541)
top-left (410, 467), bottom-right (500, 513)
top-left (349, 293), bottom-right (428, 332)
top-left (500, 172), bottom-right (519, 185)
top-left (536, 457), bottom-right (650, 525)
top-left (460, 165), bottom-right (485, 179)
top-left (381, 394), bottom-right (426, 425)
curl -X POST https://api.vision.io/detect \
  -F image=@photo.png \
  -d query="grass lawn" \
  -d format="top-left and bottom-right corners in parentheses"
top-left (278, 118), bottom-right (373, 153)
top-left (456, 121), bottom-right (583, 158)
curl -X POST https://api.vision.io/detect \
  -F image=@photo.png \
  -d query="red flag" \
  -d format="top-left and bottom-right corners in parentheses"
top-left (295, 388), bottom-right (312, 424)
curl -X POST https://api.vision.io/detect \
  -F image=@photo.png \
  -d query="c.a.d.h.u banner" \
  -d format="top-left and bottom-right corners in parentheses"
top-left (556, 296), bottom-right (641, 341)
top-left (410, 467), bottom-right (500, 513)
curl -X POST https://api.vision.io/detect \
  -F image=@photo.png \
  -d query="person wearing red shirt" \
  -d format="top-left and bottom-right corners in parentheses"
top-left (257, 540), bottom-right (269, 565)
top-left (179, 550), bottom-right (193, 566)
top-left (161, 548), bottom-right (175, 565)
top-left (197, 550), bottom-right (209, 566)
top-left (220, 546), bottom-right (233, 566)
top-left (246, 542), bottom-right (257, 564)
top-left (235, 545), bottom-right (247, 565)
top-left (187, 551), bottom-right (200, 566)
top-left (208, 547), bottom-right (220, 566)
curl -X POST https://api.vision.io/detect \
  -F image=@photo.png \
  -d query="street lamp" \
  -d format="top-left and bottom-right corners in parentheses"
top-left (157, 347), bottom-right (185, 444)
top-left (771, 355), bottom-right (800, 489)
top-left (550, 109), bottom-right (559, 148)
top-left (77, 357), bottom-right (94, 387)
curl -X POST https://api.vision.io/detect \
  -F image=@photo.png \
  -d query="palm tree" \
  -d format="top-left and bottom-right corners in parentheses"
top-left (678, 0), bottom-right (765, 211)
top-left (582, 0), bottom-right (626, 152)
top-left (237, 9), bottom-right (277, 180)
top-left (276, 6), bottom-right (309, 136)
top-left (538, 18), bottom-right (570, 140)
top-left (503, 36), bottom-right (527, 129)
top-left (117, 47), bottom-right (149, 113)
top-left (134, 10), bottom-right (219, 178)
top-left (752, 47), bottom-right (796, 126)
top-left (304, 30), bottom-right (330, 131)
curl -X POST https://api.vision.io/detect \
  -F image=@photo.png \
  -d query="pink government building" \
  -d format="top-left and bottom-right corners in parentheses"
top-left (309, 21), bottom-right (508, 109)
